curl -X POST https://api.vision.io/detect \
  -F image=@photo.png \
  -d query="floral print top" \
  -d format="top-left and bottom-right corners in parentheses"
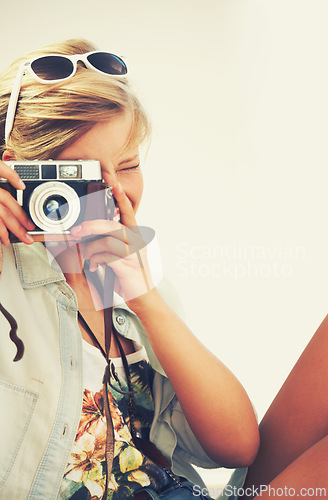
top-left (59, 340), bottom-right (170, 500)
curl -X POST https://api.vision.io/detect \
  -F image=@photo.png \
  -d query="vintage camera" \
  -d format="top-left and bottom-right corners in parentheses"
top-left (0, 160), bottom-right (119, 240)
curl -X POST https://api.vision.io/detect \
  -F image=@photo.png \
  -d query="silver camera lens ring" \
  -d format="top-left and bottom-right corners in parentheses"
top-left (29, 182), bottom-right (81, 232)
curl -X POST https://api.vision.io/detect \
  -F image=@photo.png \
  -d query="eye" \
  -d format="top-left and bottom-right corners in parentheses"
top-left (117, 164), bottom-right (140, 173)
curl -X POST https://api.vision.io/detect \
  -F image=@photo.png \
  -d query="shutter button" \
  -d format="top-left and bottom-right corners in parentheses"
top-left (116, 315), bottom-right (125, 325)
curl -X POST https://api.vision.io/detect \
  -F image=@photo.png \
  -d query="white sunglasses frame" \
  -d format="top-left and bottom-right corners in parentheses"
top-left (5, 51), bottom-right (128, 144)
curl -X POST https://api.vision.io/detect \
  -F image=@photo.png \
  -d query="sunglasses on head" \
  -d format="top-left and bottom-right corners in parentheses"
top-left (5, 51), bottom-right (128, 144)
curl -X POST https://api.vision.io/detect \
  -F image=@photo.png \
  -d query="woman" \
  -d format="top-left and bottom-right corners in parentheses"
top-left (0, 39), bottom-right (259, 499)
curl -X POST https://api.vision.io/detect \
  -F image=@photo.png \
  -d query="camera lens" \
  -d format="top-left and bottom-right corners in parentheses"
top-left (29, 182), bottom-right (80, 232)
top-left (43, 195), bottom-right (69, 221)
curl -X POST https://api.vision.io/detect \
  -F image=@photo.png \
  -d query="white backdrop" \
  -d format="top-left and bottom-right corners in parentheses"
top-left (2, 0), bottom-right (328, 489)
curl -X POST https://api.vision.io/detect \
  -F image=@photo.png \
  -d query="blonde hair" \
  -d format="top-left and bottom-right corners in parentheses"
top-left (0, 39), bottom-right (151, 160)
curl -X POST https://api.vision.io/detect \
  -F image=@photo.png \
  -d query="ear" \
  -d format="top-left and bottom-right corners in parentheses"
top-left (2, 150), bottom-right (15, 161)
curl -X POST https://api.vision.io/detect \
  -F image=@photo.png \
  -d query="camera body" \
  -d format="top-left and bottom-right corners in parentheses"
top-left (0, 160), bottom-right (118, 240)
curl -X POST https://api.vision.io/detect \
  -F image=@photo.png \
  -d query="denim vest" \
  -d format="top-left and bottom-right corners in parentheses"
top-left (0, 242), bottom-right (226, 499)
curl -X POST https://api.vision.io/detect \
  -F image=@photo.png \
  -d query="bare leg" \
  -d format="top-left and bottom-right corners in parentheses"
top-left (252, 434), bottom-right (328, 499)
top-left (240, 315), bottom-right (328, 498)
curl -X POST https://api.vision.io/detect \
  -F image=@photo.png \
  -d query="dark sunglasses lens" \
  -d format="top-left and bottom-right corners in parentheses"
top-left (31, 56), bottom-right (74, 81)
top-left (87, 52), bottom-right (127, 75)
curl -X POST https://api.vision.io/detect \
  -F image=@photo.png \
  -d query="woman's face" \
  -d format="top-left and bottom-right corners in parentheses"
top-left (58, 111), bottom-right (143, 213)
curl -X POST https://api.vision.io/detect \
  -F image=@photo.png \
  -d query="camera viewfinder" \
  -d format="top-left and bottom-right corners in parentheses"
top-left (59, 164), bottom-right (82, 179)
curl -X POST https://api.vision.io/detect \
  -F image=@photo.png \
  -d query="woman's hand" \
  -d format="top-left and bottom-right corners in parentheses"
top-left (0, 160), bottom-right (35, 245)
top-left (70, 183), bottom-right (154, 303)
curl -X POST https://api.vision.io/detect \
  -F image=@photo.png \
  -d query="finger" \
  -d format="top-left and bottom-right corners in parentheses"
top-left (89, 252), bottom-right (121, 272)
top-left (0, 205), bottom-right (34, 244)
top-left (0, 223), bottom-right (10, 246)
top-left (0, 188), bottom-right (35, 231)
top-left (70, 219), bottom-right (121, 239)
top-left (83, 236), bottom-right (133, 261)
top-left (112, 183), bottom-right (139, 231)
top-left (83, 234), bottom-right (148, 260)
top-left (0, 161), bottom-right (26, 190)
top-left (70, 219), bottom-right (141, 247)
